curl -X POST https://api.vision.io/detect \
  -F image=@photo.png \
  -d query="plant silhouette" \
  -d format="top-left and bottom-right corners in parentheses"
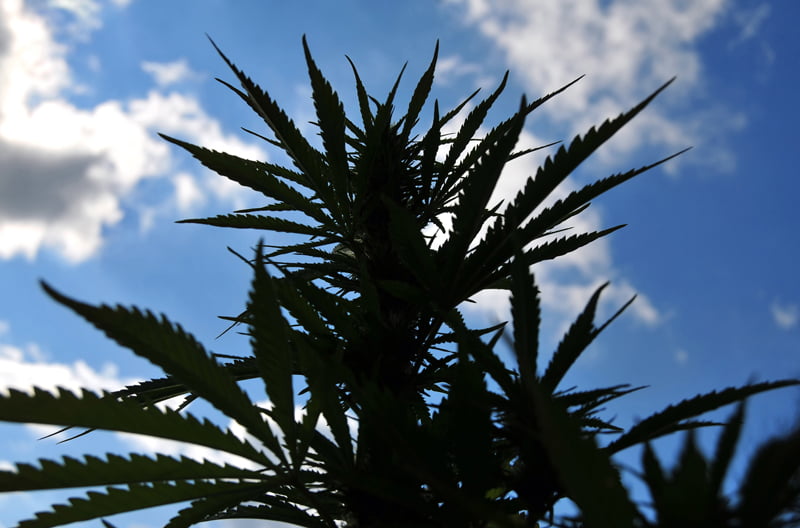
top-left (0, 37), bottom-right (797, 528)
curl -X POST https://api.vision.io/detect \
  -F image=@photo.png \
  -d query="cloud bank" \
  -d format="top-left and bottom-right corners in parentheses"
top-left (0, 0), bottom-right (264, 263)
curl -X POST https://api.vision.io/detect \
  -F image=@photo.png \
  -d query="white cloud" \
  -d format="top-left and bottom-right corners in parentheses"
top-left (0, 0), bottom-right (265, 262)
top-left (46, 0), bottom-right (102, 34)
top-left (141, 59), bottom-right (198, 87)
top-left (173, 171), bottom-right (206, 213)
top-left (674, 348), bottom-right (689, 365)
top-left (0, 340), bottom-right (134, 395)
top-left (771, 301), bottom-right (799, 330)
top-left (733, 3), bottom-right (770, 42)
top-left (443, 0), bottom-right (742, 169)
top-left (434, 55), bottom-right (493, 89)
top-left (126, 90), bottom-right (266, 215)
top-left (39, 0), bottom-right (132, 39)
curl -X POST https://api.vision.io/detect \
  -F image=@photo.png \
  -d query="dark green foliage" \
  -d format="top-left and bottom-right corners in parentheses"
top-left (0, 37), bottom-right (797, 528)
top-left (636, 403), bottom-right (800, 528)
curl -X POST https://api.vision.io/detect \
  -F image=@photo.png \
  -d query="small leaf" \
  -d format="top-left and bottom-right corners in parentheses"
top-left (177, 213), bottom-right (328, 237)
top-left (709, 402), bottom-right (745, 495)
top-left (402, 40), bottom-right (438, 140)
top-left (533, 384), bottom-right (637, 527)
top-left (208, 37), bottom-right (326, 192)
top-left (540, 282), bottom-right (608, 393)
top-left (509, 239), bottom-right (541, 391)
top-left (302, 35), bottom-right (350, 225)
top-left (608, 380), bottom-right (800, 453)
top-left (247, 246), bottom-right (296, 461)
top-left (160, 134), bottom-right (330, 225)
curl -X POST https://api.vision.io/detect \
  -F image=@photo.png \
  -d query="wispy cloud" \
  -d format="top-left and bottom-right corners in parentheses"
top-left (36, 0), bottom-right (132, 41)
top-left (771, 301), bottom-right (799, 330)
top-left (674, 348), bottom-right (689, 365)
top-left (434, 55), bottom-right (493, 89)
top-left (141, 59), bottom-right (200, 88)
top-left (733, 3), bottom-right (771, 43)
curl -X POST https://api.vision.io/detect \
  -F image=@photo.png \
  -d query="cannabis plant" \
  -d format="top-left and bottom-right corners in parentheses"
top-left (0, 37), bottom-right (795, 528)
top-left (634, 402), bottom-right (800, 528)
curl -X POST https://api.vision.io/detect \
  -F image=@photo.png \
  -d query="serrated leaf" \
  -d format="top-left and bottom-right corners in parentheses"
top-left (0, 387), bottom-right (272, 466)
top-left (302, 35), bottom-right (350, 226)
top-left (346, 56), bottom-right (373, 130)
top-left (540, 282), bottom-right (608, 393)
top-left (439, 97), bottom-right (527, 295)
top-left (504, 78), bottom-right (675, 234)
top-left (164, 487), bottom-right (270, 528)
top-left (0, 453), bottom-right (267, 492)
top-left (509, 240), bottom-right (541, 391)
top-left (439, 71), bottom-right (509, 180)
top-left (709, 402), bottom-right (745, 495)
top-left (41, 282), bottom-right (282, 457)
top-left (462, 226), bottom-right (625, 305)
top-left (519, 148), bottom-right (690, 245)
top-left (17, 480), bottom-right (264, 528)
top-left (532, 384), bottom-right (636, 527)
top-left (247, 247), bottom-right (296, 462)
top-left (608, 380), bottom-right (800, 453)
top-left (208, 38), bottom-right (326, 193)
top-left (402, 41), bottom-right (438, 140)
top-left (556, 385), bottom-right (645, 412)
top-left (177, 213), bottom-right (328, 237)
top-left (160, 134), bottom-right (330, 225)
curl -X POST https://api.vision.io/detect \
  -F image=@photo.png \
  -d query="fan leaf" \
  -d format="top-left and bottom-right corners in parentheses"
top-left (0, 387), bottom-right (272, 467)
top-left (41, 282), bottom-right (283, 458)
top-left (608, 380), bottom-right (800, 453)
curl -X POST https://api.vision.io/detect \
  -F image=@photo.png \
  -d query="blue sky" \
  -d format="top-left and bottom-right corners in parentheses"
top-left (0, 0), bottom-right (798, 526)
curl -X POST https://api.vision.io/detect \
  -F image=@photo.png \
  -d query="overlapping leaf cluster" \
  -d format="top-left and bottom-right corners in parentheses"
top-left (630, 402), bottom-right (800, 528)
top-left (0, 37), bottom-right (797, 528)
